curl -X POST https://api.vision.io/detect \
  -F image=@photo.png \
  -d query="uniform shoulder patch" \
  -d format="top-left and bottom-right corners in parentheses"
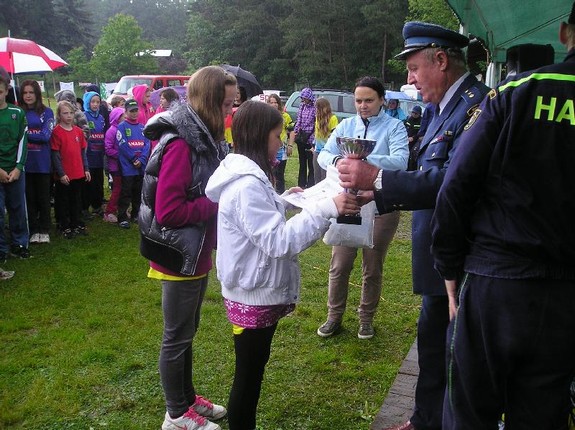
top-left (464, 107), bottom-right (481, 130)
top-left (462, 83), bottom-right (488, 107)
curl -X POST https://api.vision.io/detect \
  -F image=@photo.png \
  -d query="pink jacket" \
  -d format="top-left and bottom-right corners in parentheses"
top-left (132, 84), bottom-right (154, 126)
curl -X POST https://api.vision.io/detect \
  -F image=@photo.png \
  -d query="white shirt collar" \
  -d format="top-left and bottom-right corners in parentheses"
top-left (438, 72), bottom-right (470, 115)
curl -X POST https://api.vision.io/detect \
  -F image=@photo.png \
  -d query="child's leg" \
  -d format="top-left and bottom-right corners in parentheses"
top-left (37, 173), bottom-right (52, 234)
top-left (55, 182), bottom-right (71, 231)
top-left (160, 278), bottom-right (208, 418)
top-left (88, 167), bottom-right (104, 213)
top-left (130, 176), bottom-right (143, 221)
top-left (5, 174), bottom-right (29, 248)
top-left (117, 176), bottom-right (133, 223)
top-left (105, 173), bottom-right (121, 215)
top-left (25, 173), bottom-right (39, 235)
top-left (69, 180), bottom-right (84, 229)
top-left (274, 160), bottom-right (287, 194)
top-left (0, 184), bottom-right (8, 257)
top-left (227, 324), bottom-right (277, 430)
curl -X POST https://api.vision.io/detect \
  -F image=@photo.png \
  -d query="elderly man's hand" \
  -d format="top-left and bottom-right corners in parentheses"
top-left (337, 158), bottom-right (379, 190)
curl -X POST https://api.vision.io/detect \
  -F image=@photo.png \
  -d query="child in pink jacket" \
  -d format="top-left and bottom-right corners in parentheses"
top-left (131, 84), bottom-right (154, 126)
top-left (103, 107), bottom-right (125, 223)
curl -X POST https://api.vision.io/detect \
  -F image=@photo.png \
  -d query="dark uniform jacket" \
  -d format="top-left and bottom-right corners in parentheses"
top-left (432, 50), bottom-right (575, 282)
top-left (374, 73), bottom-right (490, 295)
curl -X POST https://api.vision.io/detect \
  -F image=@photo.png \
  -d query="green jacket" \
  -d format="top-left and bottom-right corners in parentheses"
top-left (0, 103), bottom-right (28, 172)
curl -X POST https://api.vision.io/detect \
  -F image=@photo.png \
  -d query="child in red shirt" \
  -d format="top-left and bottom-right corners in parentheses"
top-left (50, 101), bottom-right (91, 238)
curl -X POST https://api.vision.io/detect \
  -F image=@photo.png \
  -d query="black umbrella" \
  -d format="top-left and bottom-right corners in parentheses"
top-left (220, 64), bottom-right (263, 99)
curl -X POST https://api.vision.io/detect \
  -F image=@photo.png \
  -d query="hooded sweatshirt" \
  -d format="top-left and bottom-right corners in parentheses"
top-left (294, 87), bottom-right (316, 144)
top-left (85, 84), bottom-right (110, 130)
top-left (83, 91), bottom-right (105, 169)
top-left (132, 84), bottom-right (154, 126)
top-left (205, 153), bottom-right (338, 306)
top-left (117, 117), bottom-right (150, 176)
top-left (104, 107), bottom-right (124, 174)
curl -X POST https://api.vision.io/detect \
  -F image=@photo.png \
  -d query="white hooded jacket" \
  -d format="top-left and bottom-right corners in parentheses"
top-left (205, 153), bottom-right (339, 306)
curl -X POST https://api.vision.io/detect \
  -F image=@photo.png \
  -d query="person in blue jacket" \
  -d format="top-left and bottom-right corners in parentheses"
top-left (19, 80), bottom-right (54, 244)
top-left (431, 5), bottom-right (575, 427)
top-left (384, 98), bottom-right (407, 120)
top-left (317, 76), bottom-right (408, 340)
top-left (83, 91), bottom-right (106, 217)
top-left (336, 22), bottom-right (490, 430)
top-left (116, 99), bottom-right (150, 229)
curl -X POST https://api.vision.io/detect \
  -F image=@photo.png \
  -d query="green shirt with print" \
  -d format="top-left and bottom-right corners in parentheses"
top-left (0, 103), bottom-right (28, 172)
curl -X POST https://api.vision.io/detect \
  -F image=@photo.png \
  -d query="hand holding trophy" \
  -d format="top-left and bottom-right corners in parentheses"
top-left (335, 136), bottom-right (376, 224)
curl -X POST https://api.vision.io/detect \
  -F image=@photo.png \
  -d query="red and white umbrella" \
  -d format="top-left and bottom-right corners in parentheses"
top-left (0, 37), bottom-right (68, 75)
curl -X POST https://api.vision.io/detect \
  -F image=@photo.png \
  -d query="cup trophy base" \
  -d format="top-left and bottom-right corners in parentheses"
top-left (336, 214), bottom-right (362, 225)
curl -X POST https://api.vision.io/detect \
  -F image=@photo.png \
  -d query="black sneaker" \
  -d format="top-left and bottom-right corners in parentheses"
top-left (317, 320), bottom-right (342, 338)
top-left (62, 228), bottom-right (75, 239)
top-left (10, 245), bottom-right (30, 259)
top-left (92, 207), bottom-right (104, 217)
top-left (74, 226), bottom-right (88, 236)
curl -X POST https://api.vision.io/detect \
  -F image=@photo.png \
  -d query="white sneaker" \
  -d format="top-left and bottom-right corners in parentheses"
top-left (162, 408), bottom-right (220, 430)
top-left (0, 269), bottom-right (14, 280)
top-left (30, 233), bottom-right (40, 244)
top-left (192, 395), bottom-right (227, 420)
top-left (39, 234), bottom-right (50, 244)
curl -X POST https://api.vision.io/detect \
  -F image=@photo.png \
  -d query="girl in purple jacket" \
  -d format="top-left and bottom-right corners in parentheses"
top-left (103, 107), bottom-right (125, 223)
top-left (20, 80), bottom-right (54, 244)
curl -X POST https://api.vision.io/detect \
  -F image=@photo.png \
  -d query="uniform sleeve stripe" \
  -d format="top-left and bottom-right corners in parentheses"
top-left (498, 73), bottom-right (575, 93)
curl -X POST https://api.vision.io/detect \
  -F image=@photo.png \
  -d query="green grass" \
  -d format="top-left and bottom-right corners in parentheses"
top-left (0, 151), bottom-right (419, 429)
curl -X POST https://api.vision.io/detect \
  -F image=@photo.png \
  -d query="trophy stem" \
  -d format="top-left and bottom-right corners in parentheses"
top-left (336, 214), bottom-right (363, 225)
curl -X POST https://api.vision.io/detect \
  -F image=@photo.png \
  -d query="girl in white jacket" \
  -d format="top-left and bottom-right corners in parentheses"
top-left (205, 101), bottom-right (358, 430)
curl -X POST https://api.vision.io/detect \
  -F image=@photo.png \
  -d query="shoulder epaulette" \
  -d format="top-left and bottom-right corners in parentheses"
top-left (461, 86), bottom-right (483, 107)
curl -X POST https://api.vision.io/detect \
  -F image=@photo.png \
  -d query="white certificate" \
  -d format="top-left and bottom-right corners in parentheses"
top-left (281, 165), bottom-right (343, 210)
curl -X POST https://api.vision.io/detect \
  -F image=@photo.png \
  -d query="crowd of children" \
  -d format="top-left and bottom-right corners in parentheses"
top-left (0, 75), bottom-right (167, 277)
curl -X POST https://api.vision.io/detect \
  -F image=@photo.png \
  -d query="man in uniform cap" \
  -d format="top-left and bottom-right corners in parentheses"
top-left (337, 21), bottom-right (489, 430)
top-left (431, 3), bottom-right (575, 428)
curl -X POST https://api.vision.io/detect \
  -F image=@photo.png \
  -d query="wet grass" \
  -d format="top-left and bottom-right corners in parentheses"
top-left (0, 150), bottom-right (418, 429)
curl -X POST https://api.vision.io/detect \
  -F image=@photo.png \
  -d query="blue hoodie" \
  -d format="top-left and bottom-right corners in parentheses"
top-left (83, 91), bottom-right (105, 169)
top-left (117, 118), bottom-right (150, 176)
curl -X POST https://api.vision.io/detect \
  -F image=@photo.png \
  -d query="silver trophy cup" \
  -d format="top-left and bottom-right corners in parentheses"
top-left (335, 137), bottom-right (376, 225)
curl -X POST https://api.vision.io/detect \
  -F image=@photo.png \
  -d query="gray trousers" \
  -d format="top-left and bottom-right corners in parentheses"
top-left (326, 211), bottom-right (400, 325)
top-left (160, 277), bottom-right (208, 418)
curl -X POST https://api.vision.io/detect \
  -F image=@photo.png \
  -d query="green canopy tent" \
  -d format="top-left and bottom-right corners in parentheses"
top-left (447, 0), bottom-right (572, 85)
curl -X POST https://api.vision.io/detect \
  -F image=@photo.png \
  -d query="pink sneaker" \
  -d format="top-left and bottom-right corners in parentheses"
top-left (103, 213), bottom-right (118, 223)
top-left (192, 395), bottom-right (227, 420)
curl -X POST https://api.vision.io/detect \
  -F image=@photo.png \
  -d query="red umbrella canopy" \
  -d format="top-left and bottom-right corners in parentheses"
top-left (0, 37), bottom-right (67, 74)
